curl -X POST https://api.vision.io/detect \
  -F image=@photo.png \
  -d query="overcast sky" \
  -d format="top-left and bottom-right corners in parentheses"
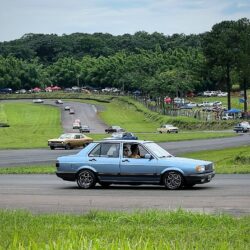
top-left (0, 0), bottom-right (249, 42)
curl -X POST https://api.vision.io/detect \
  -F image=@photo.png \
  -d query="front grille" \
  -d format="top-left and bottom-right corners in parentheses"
top-left (205, 163), bottom-right (213, 171)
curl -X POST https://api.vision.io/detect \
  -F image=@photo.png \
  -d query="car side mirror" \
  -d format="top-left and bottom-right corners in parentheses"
top-left (144, 154), bottom-right (153, 160)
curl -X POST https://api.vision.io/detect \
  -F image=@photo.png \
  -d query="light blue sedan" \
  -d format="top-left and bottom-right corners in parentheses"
top-left (56, 140), bottom-right (215, 190)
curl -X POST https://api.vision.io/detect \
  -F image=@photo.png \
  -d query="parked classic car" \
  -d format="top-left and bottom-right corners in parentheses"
top-left (56, 140), bottom-right (215, 189)
top-left (233, 121), bottom-right (250, 133)
top-left (157, 124), bottom-right (179, 133)
top-left (221, 113), bottom-right (234, 120)
top-left (105, 132), bottom-right (138, 140)
top-left (105, 125), bottom-right (124, 134)
top-left (79, 125), bottom-right (90, 133)
top-left (48, 133), bottom-right (93, 150)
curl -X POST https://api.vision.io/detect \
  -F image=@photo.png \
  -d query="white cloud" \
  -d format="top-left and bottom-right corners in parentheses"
top-left (0, 0), bottom-right (249, 41)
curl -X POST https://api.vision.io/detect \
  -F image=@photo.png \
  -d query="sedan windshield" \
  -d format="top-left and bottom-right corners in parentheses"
top-left (144, 142), bottom-right (173, 158)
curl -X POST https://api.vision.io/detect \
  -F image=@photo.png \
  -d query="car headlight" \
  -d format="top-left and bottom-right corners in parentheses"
top-left (195, 165), bottom-right (205, 172)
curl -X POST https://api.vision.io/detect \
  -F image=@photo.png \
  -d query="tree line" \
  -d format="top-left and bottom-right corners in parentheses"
top-left (0, 18), bottom-right (249, 111)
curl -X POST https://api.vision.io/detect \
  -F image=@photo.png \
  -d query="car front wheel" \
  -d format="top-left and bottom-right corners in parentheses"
top-left (163, 171), bottom-right (183, 190)
top-left (77, 170), bottom-right (96, 189)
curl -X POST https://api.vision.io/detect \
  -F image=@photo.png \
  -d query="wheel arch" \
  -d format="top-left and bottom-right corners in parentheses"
top-left (75, 166), bottom-right (98, 179)
top-left (160, 168), bottom-right (185, 184)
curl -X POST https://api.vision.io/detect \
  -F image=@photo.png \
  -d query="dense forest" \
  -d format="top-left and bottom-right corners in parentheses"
top-left (0, 18), bottom-right (249, 110)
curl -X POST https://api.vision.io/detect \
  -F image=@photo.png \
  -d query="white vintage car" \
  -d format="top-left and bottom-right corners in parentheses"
top-left (33, 99), bottom-right (44, 103)
top-left (157, 124), bottom-right (179, 133)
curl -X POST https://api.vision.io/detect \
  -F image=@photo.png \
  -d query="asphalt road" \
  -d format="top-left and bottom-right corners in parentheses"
top-left (0, 174), bottom-right (249, 216)
top-left (0, 99), bottom-right (249, 167)
top-left (1, 99), bottom-right (107, 133)
top-left (1, 99), bottom-right (250, 216)
top-left (0, 134), bottom-right (249, 167)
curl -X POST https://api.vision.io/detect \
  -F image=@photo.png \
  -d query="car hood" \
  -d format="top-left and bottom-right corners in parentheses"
top-left (159, 156), bottom-right (211, 166)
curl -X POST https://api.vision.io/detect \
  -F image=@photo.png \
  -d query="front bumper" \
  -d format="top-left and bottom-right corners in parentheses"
top-left (48, 142), bottom-right (65, 148)
top-left (185, 171), bottom-right (215, 184)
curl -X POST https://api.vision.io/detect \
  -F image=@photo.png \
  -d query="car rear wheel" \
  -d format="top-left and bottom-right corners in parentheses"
top-left (163, 171), bottom-right (183, 190)
top-left (65, 144), bottom-right (71, 150)
top-left (77, 170), bottom-right (96, 189)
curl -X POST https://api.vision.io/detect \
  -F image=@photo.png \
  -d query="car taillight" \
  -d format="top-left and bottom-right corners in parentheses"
top-left (56, 161), bottom-right (60, 168)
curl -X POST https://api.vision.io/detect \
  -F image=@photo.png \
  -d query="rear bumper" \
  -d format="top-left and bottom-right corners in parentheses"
top-left (185, 171), bottom-right (215, 184)
top-left (56, 172), bottom-right (75, 181)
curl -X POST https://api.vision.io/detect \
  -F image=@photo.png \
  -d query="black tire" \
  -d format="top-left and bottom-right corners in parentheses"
top-left (77, 170), bottom-right (96, 189)
top-left (167, 130), bottom-right (170, 133)
top-left (65, 144), bottom-right (71, 150)
top-left (50, 146), bottom-right (55, 150)
top-left (163, 171), bottom-right (183, 190)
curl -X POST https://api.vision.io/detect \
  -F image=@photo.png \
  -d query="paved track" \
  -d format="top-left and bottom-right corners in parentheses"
top-left (0, 134), bottom-right (249, 167)
top-left (1, 99), bottom-right (250, 216)
top-left (0, 174), bottom-right (249, 216)
top-left (0, 99), bottom-right (249, 168)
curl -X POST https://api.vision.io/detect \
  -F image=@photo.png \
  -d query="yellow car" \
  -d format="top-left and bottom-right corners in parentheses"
top-left (48, 133), bottom-right (93, 150)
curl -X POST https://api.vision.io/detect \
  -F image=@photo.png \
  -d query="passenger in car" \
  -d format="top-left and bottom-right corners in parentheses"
top-left (129, 144), bottom-right (140, 159)
top-left (123, 145), bottom-right (130, 158)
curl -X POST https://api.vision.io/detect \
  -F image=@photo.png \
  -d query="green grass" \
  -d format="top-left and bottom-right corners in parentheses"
top-left (0, 209), bottom-right (249, 249)
top-left (82, 96), bottom-right (238, 131)
top-left (181, 145), bottom-right (250, 173)
top-left (0, 103), bottom-right (8, 123)
top-left (0, 99), bottom-right (238, 149)
top-left (0, 102), bottom-right (62, 149)
top-left (1, 145), bottom-right (249, 174)
top-left (97, 98), bottom-right (159, 132)
top-left (0, 165), bottom-right (55, 174)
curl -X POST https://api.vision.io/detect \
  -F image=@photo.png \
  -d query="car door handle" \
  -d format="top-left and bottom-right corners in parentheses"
top-left (122, 159), bottom-right (129, 162)
top-left (89, 158), bottom-right (96, 162)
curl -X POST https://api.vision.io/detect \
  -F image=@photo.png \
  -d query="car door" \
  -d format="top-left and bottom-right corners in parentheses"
top-left (119, 143), bottom-right (158, 183)
top-left (87, 142), bottom-right (121, 182)
top-left (74, 134), bottom-right (83, 147)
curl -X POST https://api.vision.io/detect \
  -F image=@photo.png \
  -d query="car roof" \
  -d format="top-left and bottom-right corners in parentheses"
top-left (93, 139), bottom-right (152, 144)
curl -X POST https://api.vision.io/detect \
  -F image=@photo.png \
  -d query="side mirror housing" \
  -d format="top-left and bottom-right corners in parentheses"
top-left (144, 154), bottom-right (153, 160)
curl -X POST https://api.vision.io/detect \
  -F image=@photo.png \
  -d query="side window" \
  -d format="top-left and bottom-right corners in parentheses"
top-left (89, 144), bottom-right (101, 157)
top-left (89, 143), bottom-right (120, 158)
top-left (137, 144), bottom-right (149, 158)
top-left (123, 143), bottom-right (150, 159)
top-left (75, 135), bottom-right (81, 139)
top-left (104, 143), bottom-right (120, 158)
